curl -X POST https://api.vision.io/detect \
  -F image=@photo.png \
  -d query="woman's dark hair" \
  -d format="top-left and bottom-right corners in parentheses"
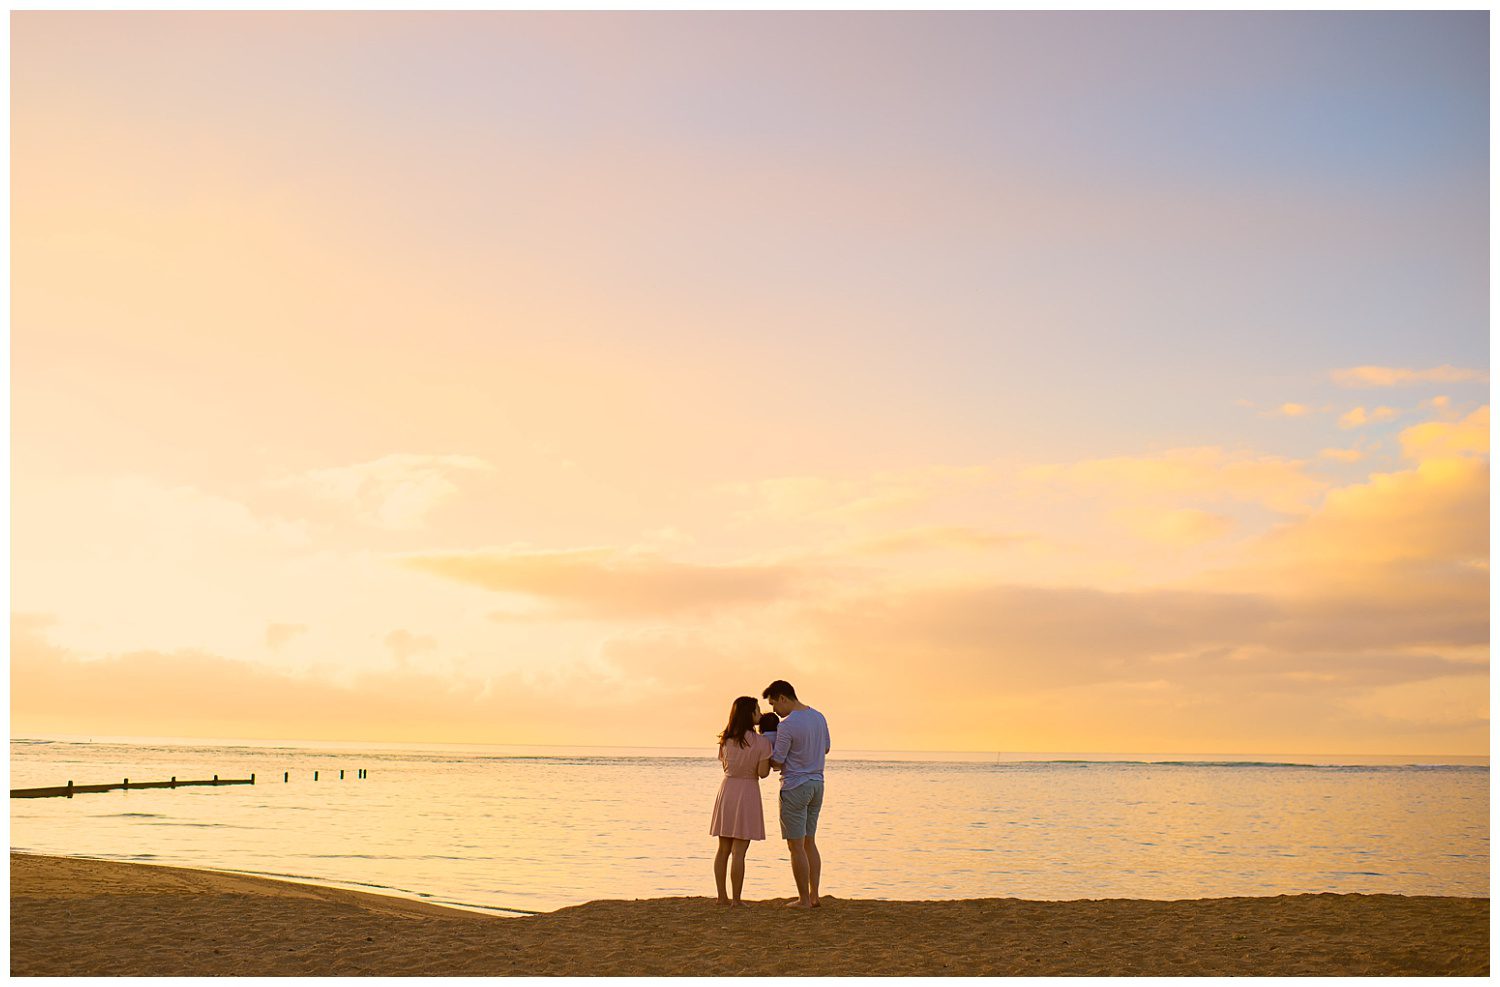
top-left (762, 680), bottom-right (797, 702)
top-left (758, 711), bottom-right (780, 734)
top-left (719, 696), bottom-right (759, 749)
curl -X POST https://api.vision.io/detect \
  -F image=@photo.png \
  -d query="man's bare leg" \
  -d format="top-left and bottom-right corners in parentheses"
top-left (730, 838), bottom-right (749, 905)
top-left (714, 837), bottom-right (733, 905)
top-left (785, 838), bottom-right (814, 907)
top-left (806, 836), bottom-right (822, 906)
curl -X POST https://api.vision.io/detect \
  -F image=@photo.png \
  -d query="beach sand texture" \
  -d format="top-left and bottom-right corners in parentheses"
top-left (10, 853), bottom-right (1487, 976)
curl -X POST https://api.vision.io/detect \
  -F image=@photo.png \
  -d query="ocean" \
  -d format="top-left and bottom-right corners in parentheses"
top-left (9, 737), bottom-right (1488, 914)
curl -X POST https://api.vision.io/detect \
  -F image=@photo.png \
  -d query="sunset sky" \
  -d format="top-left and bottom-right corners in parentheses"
top-left (11, 12), bottom-right (1489, 754)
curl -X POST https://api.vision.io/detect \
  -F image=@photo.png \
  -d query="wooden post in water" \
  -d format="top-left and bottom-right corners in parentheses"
top-left (123, 778), bottom-right (129, 791)
top-left (250, 774), bottom-right (255, 785)
top-left (340, 770), bottom-right (344, 780)
top-left (213, 775), bottom-right (218, 786)
top-left (283, 772), bottom-right (288, 783)
top-left (67, 780), bottom-right (73, 799)
top-left (314, 771), bottom-right (319, 781)
top-left (170, 776), bottom-right (176, 789)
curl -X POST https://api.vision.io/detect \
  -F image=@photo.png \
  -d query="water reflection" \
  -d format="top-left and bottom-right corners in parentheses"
top-left (11, 740), bottom-right (1489, 912)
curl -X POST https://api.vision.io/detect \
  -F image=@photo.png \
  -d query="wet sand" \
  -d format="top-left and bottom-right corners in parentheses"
top-left (10, 852), bottom-right (1488, 976)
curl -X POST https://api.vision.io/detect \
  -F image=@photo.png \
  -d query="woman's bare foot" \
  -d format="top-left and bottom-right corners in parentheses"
top-left (784, 898), bottom-right (815, 908)
top-left (717, 897), bottom-right (732, 907)
top-left (729, 900), bottom-right (744, 908)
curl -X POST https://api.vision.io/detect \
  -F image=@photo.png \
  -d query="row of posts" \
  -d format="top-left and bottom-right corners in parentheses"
top-left (91, 774), bottom-right (245, 791)
top-left (63, 771), bottom-right (372, 790)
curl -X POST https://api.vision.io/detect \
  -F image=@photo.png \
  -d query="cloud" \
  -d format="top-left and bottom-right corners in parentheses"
top-left (1399, 405), bottom-right (1488, 460)
top-left (1112, 508), bottom-right (1235, 545)
top-left (725, 465), bottom-right (994, 524)
top-left (1276, 402), bottom-right (1311, 417)
top-left (104, 475), bottom-right (309, 550)
top-left (596, 627), bottom-right (794, 701)
top-left (1021, 447), bottom-right (1326, 514)
top-left (265, 623), bottom-right (309, 650)
top-left (1199, 408), bottom-right (1489, 657)
top-left (384, 628), bottom-right (437, 665)
top-left (9, 618), bottom-right (786, 746)
top-left (1318, 447), bottom-right (1365, 463)
top-left (1247, 410), bottom-right (1487, 575)
top-left (844, 525), bottom-right (1029, 556)
top-left (786, 406), bottom-right (1489, 752)
top-left (1337, 405), bottom-right (1399, 429)
top-left (804, 581), bottom-right (1482, 696)
top-left (10, 619), bottom-right (587, 744)
top-left (269, 454), bottom-right (494, 530)
top-left (396, 546), bottom-right (803, 619)
top-left (1331, 365), bottom-right (1487, 388)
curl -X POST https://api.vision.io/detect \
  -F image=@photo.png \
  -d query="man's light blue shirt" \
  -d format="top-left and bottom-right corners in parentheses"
top-left (771, 707), bottom-right (830, 791)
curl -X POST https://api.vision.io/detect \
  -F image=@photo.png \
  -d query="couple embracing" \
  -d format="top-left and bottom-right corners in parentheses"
top-left (709, 680), bottom-right (830, 908)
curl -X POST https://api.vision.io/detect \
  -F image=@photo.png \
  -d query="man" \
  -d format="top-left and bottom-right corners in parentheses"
top-left (763, 679), bottom-right (830, 909)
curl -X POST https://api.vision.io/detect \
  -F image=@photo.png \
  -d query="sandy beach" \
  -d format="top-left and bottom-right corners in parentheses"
top-left (9, 852), bottom-right (1487, 976)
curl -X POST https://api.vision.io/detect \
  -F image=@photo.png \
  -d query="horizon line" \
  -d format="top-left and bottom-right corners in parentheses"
top-left (10, 733), bottom-right (1488, 761)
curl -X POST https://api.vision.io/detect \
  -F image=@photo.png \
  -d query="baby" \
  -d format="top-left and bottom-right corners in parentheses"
top-left (758, 710), bottom-right (780, 743)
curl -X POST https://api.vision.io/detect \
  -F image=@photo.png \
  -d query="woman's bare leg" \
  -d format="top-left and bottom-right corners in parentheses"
top-left (714, 837), bottom-right (734, 904)
top-left (730, 839), bottom-right (750, 903)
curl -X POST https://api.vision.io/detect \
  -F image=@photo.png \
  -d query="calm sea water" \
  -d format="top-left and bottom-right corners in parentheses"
top-left (9, 737), bottom-right (1488, 914)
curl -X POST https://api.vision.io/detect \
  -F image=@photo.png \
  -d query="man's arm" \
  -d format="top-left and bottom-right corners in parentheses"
top-left (770, 726), bottom-right (792, 769)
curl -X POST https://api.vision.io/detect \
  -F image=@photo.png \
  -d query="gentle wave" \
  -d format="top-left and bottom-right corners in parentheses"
top-left (1011, 760), bottom-right (1489, 771)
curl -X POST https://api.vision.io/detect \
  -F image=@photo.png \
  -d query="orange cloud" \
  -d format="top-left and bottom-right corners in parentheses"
top-left (726, 466), bottom-right (994, 524)
top-left (1331, 365), bottom-right (1487, 388)
top-left (1337, 405), bottom-right (1400, 429)
top-left (384, 628), bottom-right (437, 666)
top-left (265, 623), bottom-right (308, 650)
top-left (1022, 447), bottom-right (1325, 514)
top-left (845, 525), bottom-right (1029, 556)
top-left (1251, 409), bottom-right (1487, 574)
top-left (269, 454), bottom-right (494, 531)
top-left (397, 547), bottom-right (803, 618)
top-left (1112, 508), bottom-right (1235, 546)
top-left (10, 615), bottom-right (787, 746)
top-left (1400, 406), bottom-right (1488, 460)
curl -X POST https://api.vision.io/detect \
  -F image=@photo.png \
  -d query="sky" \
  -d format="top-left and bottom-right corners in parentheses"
top-left (11, 11), bottom-right (1489, 754)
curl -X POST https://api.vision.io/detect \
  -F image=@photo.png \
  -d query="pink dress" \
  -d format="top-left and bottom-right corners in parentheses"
top-left (709, 732), bottom-right (772, 840)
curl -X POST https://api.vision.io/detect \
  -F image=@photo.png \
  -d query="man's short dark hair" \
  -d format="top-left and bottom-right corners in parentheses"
top-left (763, 680), bottom-right (798, 702)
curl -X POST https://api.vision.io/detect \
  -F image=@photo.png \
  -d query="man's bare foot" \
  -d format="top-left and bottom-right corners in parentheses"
top-left (729, 900), bottom-right (744, 908)
top-left (784, 898), bottom-right (814, 908)
top-left (811, 897), bottom-right (821, 907)
top-left (717, 897), bottom-right (732, 907)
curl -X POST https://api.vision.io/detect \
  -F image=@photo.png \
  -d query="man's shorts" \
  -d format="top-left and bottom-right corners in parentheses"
top-left (779, 779), bottom-right (825, 840)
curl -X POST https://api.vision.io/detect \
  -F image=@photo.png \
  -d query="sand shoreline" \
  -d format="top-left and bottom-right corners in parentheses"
top-left (10, 852), bottom-right (1489, 976)
top-left (8, 852), bottom-right (546, 918)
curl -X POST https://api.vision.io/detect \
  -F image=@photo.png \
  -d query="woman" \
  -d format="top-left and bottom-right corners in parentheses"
top-left (709, 695), bottom-right (773, 906)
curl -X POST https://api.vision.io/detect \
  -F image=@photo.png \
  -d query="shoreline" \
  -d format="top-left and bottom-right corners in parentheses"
top-left (11, 852), bottom-right (1489, 976)
top-left (16, 849), bottom-right (1491, 918)
top-left (10, 850), bottom-right (542, 918)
